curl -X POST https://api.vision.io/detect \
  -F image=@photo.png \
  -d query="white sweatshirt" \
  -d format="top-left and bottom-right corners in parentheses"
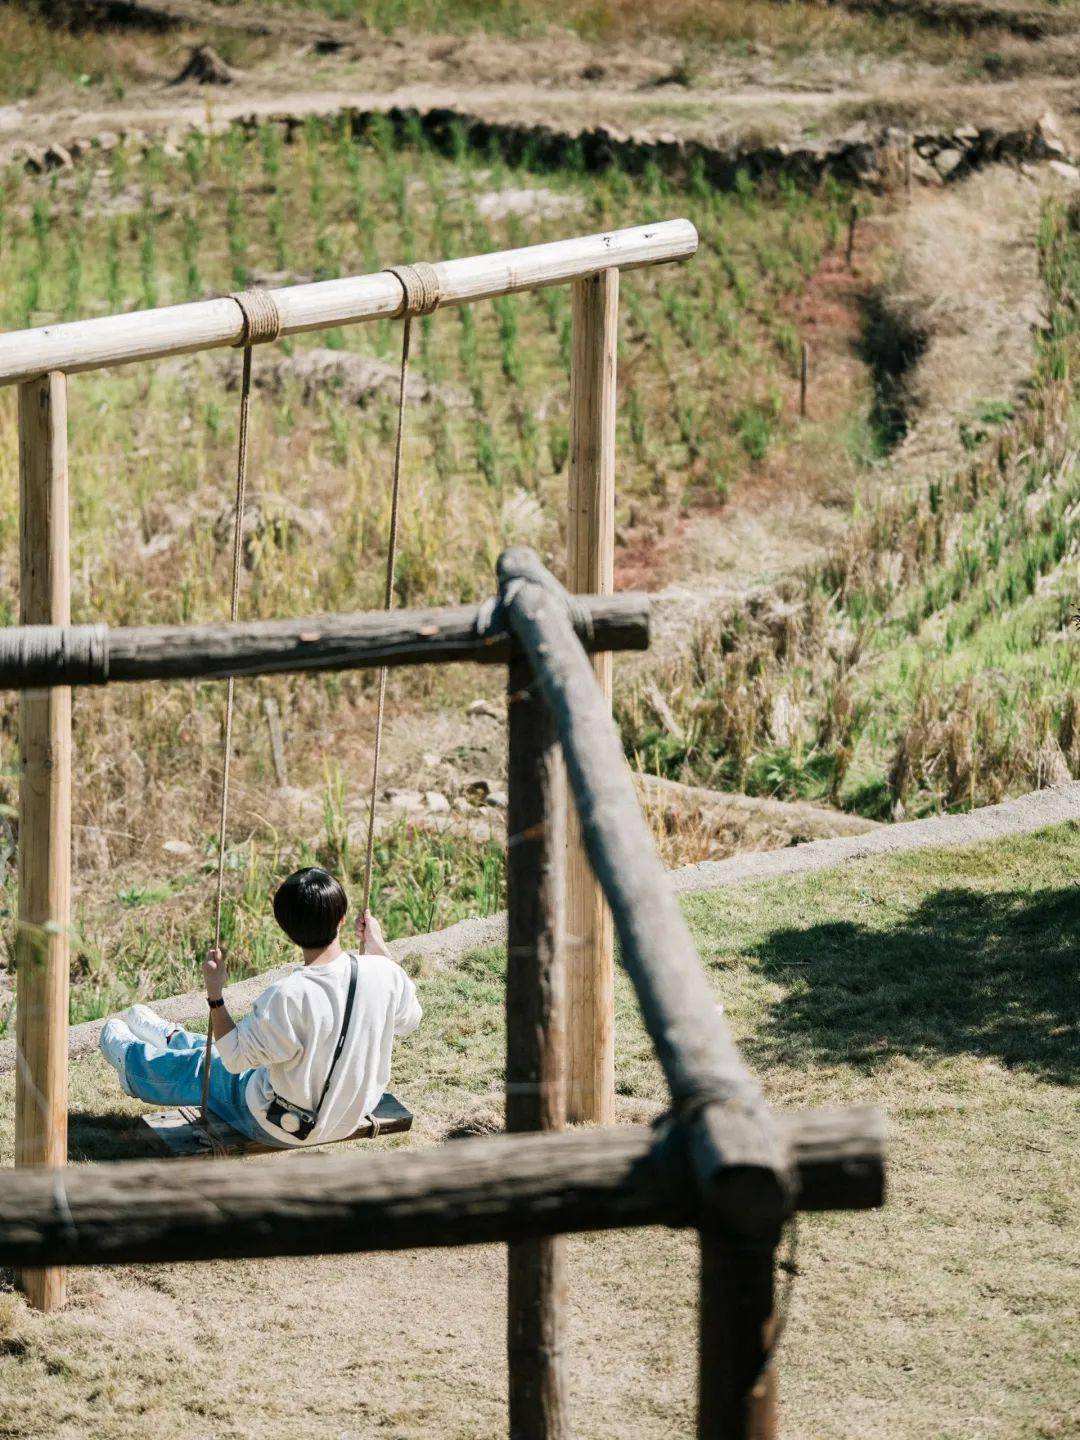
top-left (215, 950), bottom-right (422, 1147)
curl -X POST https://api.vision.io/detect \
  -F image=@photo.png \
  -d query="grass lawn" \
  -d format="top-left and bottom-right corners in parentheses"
top-left (0, 822), bottom-right (1076, 1437)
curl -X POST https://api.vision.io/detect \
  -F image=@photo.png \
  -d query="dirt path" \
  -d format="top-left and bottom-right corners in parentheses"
top-left (6, 72), bottom-right (1079, 161)
top-left (5, 1), bottom-right (1080, 166)
top-left (0, 81), bottom-right (877, 163)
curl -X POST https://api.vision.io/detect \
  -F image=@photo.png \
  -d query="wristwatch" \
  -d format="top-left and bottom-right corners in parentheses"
top-left (207, 996), bottom-right (225, 1009)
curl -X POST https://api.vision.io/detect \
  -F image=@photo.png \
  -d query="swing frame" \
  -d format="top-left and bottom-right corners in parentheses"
top-left (5, 219), bottom-right (698, 1311)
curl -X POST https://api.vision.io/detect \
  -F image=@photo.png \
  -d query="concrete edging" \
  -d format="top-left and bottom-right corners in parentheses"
top-left (0, 782), bottom-right (1076, 1076)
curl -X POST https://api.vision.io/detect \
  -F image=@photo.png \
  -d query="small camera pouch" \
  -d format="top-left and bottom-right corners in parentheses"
top-left (265, 1093), bottom-right (318, 1140)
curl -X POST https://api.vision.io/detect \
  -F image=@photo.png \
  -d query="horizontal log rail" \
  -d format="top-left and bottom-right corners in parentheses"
top-left (497, 549), bottom-right (791, 1236)
top-left (0, 593), bottom-right (648, 690)
top-left (0, 221), bottom-right (697, 386)
top-left (0, 1107), bottom-right (883, 1271)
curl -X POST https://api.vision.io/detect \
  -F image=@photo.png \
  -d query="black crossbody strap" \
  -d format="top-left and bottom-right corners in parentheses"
top-left (315, 954), bottom-right (358, 1118)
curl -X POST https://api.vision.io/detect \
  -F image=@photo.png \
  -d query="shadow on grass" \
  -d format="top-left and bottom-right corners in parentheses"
top-left (744, 885), bottom-right (1078, 1084)
top-left (68, 1109), bottom-right (163, 1163)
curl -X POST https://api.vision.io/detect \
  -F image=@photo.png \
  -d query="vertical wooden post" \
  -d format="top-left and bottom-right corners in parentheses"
top-left (799, 342), bottom-right (809, 420)
top-left (698, 1234), bottom-right (778, 1440)
top-left (263, 694), bottom-right (288, 788)
top-left (506, 655), bottom-right (568, 1440)
top-left (566, 266), bottom-right (617, 1126)
top-left (15, 372), bottom-right (71, 1314)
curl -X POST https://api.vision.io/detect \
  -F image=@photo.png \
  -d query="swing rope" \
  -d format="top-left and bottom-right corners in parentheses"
top-left (201, 288), bottom-right (282, 1123)
top-left (360, 262), bottom-right (441, 916)
top-left (198, 266), bottom-right (439, 1127)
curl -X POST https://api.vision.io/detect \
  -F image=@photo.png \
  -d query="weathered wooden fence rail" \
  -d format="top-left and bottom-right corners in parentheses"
top-left (0, 548), bottom-right (886, 1438)
top-left (0, 593), bottom-right (648, 688)
top-left (0, 1108), bottom-right (883, 1269)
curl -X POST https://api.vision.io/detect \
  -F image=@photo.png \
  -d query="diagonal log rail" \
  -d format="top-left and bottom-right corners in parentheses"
top-left (0, 221), bottom-right (697, 386)
top-left (0, 593), bottom-right (647, 690)
top-left (494, 549), bottom-right (804, 1437)
top-left (0, 1108), bottom-right (883, 1271)
top-left (497, 549), bottom-right (790, 1232)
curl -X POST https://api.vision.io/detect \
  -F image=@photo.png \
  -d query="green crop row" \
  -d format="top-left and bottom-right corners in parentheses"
top-left (621, 195), bottom-right (1080, 820)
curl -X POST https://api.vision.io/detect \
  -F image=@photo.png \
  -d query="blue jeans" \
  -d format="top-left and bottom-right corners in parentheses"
top-left (122, 1025), bottom-right (286, 1146)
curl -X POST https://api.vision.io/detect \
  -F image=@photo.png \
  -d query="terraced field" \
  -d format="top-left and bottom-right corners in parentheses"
top-left (1, 109), bottom-right (1075, 1024)
top-left (623, 193), bottom-right (1080, 820)
top-left (0, 114), bottom-right (868, 1019)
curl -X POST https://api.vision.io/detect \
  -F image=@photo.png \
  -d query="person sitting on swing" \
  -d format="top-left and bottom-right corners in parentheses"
top-left (98, 867), bottom-right (422, 1148)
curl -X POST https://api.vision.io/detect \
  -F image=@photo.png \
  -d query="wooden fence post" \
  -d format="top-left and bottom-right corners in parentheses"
top-left (698, 1233), bottom-right (778, 1439)
top-left (506, 654), bottom-right (568, 1440)
top-left (15, 372), bottom-right (71, 1313)
top-left (566, 267), bottom-right (617, 1125)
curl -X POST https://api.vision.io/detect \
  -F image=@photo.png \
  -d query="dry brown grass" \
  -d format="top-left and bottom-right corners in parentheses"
top-left (882, 166), bottom-right (1053, 488)
top-left (0, 7), bottom-right (178, 99)
top-left (619, 178), bottom-right (1080, 825)
top-left (246, 0), bottom-right (1067, 61)
top-left (0, 824), bottom-right (1075, 1438)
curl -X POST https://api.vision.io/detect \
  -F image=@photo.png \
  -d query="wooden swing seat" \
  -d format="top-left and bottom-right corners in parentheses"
top-left (141, 1091), bottom-right (413, 1158)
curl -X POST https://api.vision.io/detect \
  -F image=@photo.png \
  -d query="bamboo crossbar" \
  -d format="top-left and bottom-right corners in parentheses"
top-left (0, 220), bottom-right (697, 386)
top-left (0, 1108), bottom-right (883, 1270)
top-left (0, 593), bottom-right (648, 690)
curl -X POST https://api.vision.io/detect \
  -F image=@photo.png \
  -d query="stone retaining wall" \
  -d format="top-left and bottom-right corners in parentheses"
top-left (19, 102), bottom-right (1074, 195)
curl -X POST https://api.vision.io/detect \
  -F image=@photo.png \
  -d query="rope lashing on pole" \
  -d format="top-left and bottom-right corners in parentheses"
top-left (359, 262), bottom-right (441, 918)
top-left (0, 624), bottom-right (109, 687)
top-left (200, 287), bottom-right (282, 1126)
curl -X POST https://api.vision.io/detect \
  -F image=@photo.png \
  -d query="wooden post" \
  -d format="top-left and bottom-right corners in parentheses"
top-left (506, 655), bottom-right (568, 1440)
top-left (698, 1234), bottom-right (778, 1439)
top-left (566, 267), bottom-right (617, 1126)
top-left (799, 341), bottom-right (809, 420)
top-left (262, 694), bottom-right (288, 788)
top-left (15, 372), bottom-right (70, 1313)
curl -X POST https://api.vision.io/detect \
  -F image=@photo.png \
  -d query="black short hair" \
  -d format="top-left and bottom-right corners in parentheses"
top-left (273, 867), bottom-right (348, 948)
